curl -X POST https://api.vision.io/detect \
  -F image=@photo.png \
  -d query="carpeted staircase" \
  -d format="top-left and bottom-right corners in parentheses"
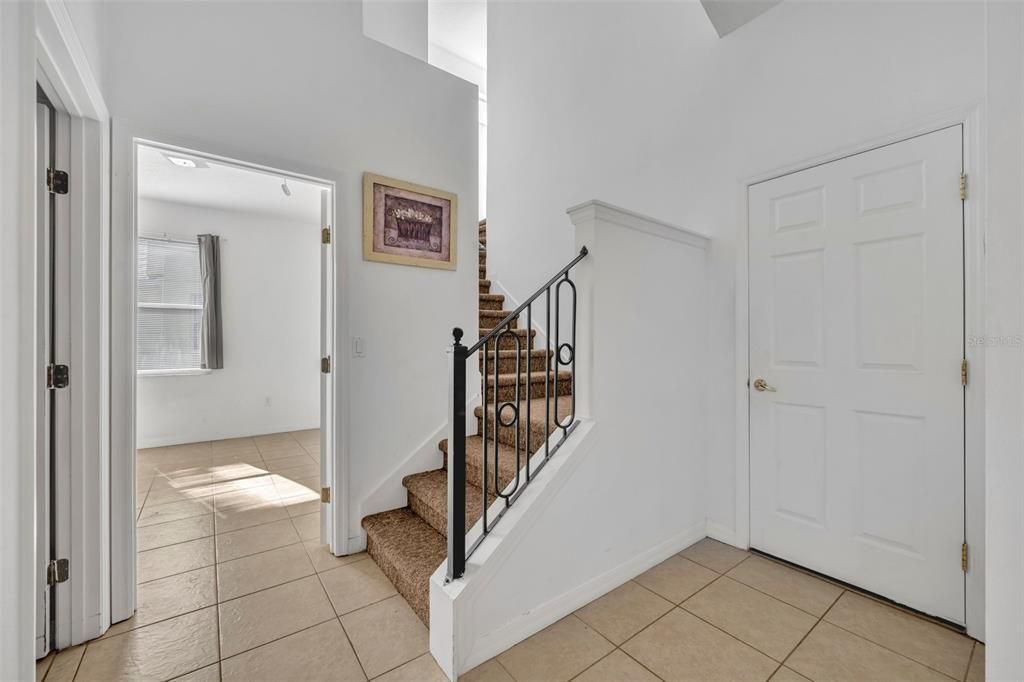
top-left (361, 220), bottom-right (572, 624)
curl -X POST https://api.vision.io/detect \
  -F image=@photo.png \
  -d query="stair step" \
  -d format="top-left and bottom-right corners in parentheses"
top-left (479, 264), bottom-right (487, 277)
top-left (479, 309), bottom-right (518, 329)
top-left (475, 396), bottom-right (575, 449)
top-left (479, 294), bottom-right (505, 311)
top-left (479, 236), bottom-right (487, 246)
top-left (484, 370), bottom-right (573, 402)
top-left (362, 508), bottom-right (445, 625)
top-left (479, 279), bottom-right (491, 294)
top-left (480, 348), bottom-right (552, 374)
top-left (479, 327), bottom-right (536, 350)
top-left (440, 435), bottom-right (531, 496)
top-left (478, 251), bottom-right (486, 266)
top-left (403, 469), bottom-right (494, 538)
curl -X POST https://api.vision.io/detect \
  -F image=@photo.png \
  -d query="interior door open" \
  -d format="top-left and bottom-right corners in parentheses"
top-left (35, 85), bottom-right (73, 656)
top-left (748, 126), bottom-right (966, 623)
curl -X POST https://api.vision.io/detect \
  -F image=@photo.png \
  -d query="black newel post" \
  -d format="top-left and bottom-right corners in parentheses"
top-left (447, 327), bottom-right (467, 580)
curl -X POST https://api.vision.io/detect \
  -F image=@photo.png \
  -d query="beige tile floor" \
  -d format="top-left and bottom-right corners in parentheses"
top-left (464, 539), bottom-right (986, 682)
top-left (35, 429), bottom-right (448, 682)
top-left (33, 439), bottom-right (985, 682)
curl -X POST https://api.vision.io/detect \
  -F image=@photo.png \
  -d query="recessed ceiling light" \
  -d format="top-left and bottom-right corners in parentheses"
top-left (167, 156), bottom-right (197, 168)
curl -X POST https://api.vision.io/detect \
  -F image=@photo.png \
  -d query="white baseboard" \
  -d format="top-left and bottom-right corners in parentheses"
top-left (137, 422), bottom-right (320, 449)
top-left (706, 521), bottom-right (746, 549)
top-left (461, 520), bottom-right (707, 673)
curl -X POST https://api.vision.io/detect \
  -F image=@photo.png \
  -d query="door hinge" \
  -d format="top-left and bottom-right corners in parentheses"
top-left (320, 487), bottom-right (331, 503)
top-left (46, 558), bottom-right (70, 585)
top-left (960, 173), bottom-right (967, 201)
top-left (961, 358), bottom-right (969, 387)
top-left (961, 542), bottom-right (969, 572)
top-left (321, 227), bottom-right (331, 245)
top-left (47, 168), bottom-right (68, 195)
top-left (321, 356), bottom-right (331, 373)
top-left (46, 364), bottom-right (69, 389)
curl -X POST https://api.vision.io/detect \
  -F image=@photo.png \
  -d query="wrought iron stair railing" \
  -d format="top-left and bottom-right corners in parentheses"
top-left (447, 246), bottom-right (589, 580)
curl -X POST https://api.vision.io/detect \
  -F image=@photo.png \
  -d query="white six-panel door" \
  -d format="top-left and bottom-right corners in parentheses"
top-left (748, 126), bottom-right (965, 623)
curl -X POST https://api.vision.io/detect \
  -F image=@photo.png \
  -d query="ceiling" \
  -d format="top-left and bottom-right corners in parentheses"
top-left (136, 145), bottom-right (324, 224)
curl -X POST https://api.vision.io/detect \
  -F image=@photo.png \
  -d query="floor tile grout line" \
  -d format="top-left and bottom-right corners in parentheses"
top-left (963, 641), bottom-right (977, 682)
top-left (214, 555), bottom-right (377, 612)
top-left (615, 645), bottom-right (669, 682)
top-left (69, 644), bottom-right (85, 682)
top-left (621, 569), bottom-right (809, 673)
top-left (711, 569), bottom-right (829, 620)
top-left (749, 549), bottom-right (971, 637)
top-left (776, 588), bottom-right (847, 679)
top-left (818, 617), bottom-right (966, 681)
top-left (137, 533), bottom-right (364, 587)
top-left (218, 614), bottom-right (338, 666)
top-left (334, 615), bottom-right (372, 681)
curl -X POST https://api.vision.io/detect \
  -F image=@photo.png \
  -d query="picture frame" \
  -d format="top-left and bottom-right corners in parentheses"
top-left (362, 172), bottom-right (458, 270)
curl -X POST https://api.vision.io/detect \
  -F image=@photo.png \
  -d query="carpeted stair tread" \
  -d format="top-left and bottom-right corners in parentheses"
top-left (484, 369), bottom-right (571, 386)
top-left (480, 348), bottom-right (553, 374)
top-left (479, 328), bottom-right (537, 350)
top-left (479, 310), bottom-right (518, 329)
top-left (479, 293), bottom-right (505, 310)
top-left (403, 469), bottom-right (494, 538)
top-left (482, 370), bottom-right (574, 400)
top-left (440, 435), bottom-right (525, 493)
top-left (476, 395), bottom-right (575, 448)
top-left (362, 508), bottom-right (445, 625)
top-left (479, 279), bottom-right (491, 293)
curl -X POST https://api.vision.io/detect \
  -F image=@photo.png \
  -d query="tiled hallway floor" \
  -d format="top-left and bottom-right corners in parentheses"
top-left (463, 539), bottom-right (985, 682)
top-left (34, 436), bottom-right (984, 682)
top-left (36, 429), bottom-right (447, 682)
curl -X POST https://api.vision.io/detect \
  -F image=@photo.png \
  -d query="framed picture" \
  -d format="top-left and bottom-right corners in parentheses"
top-left (363, 173), bottom-right (458, 270)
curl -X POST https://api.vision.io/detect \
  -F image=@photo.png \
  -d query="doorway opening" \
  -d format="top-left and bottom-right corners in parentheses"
top-left (125, 142), bottom-right (336, 632)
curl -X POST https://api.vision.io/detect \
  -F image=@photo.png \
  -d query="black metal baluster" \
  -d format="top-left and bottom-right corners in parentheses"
top-left (545, 287), bottom-right (551, 460)
top-left (481, 334), bottom-right (488, 534)
top-left (525, 303), bottom-right (532, 482)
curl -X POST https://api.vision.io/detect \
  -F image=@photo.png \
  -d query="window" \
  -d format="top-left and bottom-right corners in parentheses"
top-left (136, 237), bottom-right (204, 373)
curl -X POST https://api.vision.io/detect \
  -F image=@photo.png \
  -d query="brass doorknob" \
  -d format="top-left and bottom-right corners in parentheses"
top-left (752, 378), bottom-right (776, 392)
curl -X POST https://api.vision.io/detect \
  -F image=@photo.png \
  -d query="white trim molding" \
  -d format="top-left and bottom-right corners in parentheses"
top-left (567, 199), bottom-right (711, 249)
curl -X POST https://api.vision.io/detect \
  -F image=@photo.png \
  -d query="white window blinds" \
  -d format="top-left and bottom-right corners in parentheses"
top-left (136, 237), bottom-right (204, 372)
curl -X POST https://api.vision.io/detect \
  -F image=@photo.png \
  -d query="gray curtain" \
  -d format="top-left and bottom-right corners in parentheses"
top-left (197, 234), bottom-right (223, 369)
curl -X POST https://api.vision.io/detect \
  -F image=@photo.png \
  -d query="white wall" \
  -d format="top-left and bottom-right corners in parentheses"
top-left (0, 3), bottom-right (41, 679)
top-left (364, 0), bottom-right (428, 61)
top-left (102, 0), bottom-right (478, 565)
top-left (136, 198), bottom-right (321, 448)
top-left (488, 0), bottom-right (1023, 674)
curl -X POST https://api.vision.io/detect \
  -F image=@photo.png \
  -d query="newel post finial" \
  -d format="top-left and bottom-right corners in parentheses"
top-left (452, 327), bottom-right (464, 345)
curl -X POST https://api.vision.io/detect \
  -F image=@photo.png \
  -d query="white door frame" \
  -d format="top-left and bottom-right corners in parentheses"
top-left (35, 0), bottom-right (112, 650)
top-left (110, 138), bottom-right (344, 623)
top-left (735, 107), bottom-right (986, 638)
top-left (2, 2), bottom-right (108, 676)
